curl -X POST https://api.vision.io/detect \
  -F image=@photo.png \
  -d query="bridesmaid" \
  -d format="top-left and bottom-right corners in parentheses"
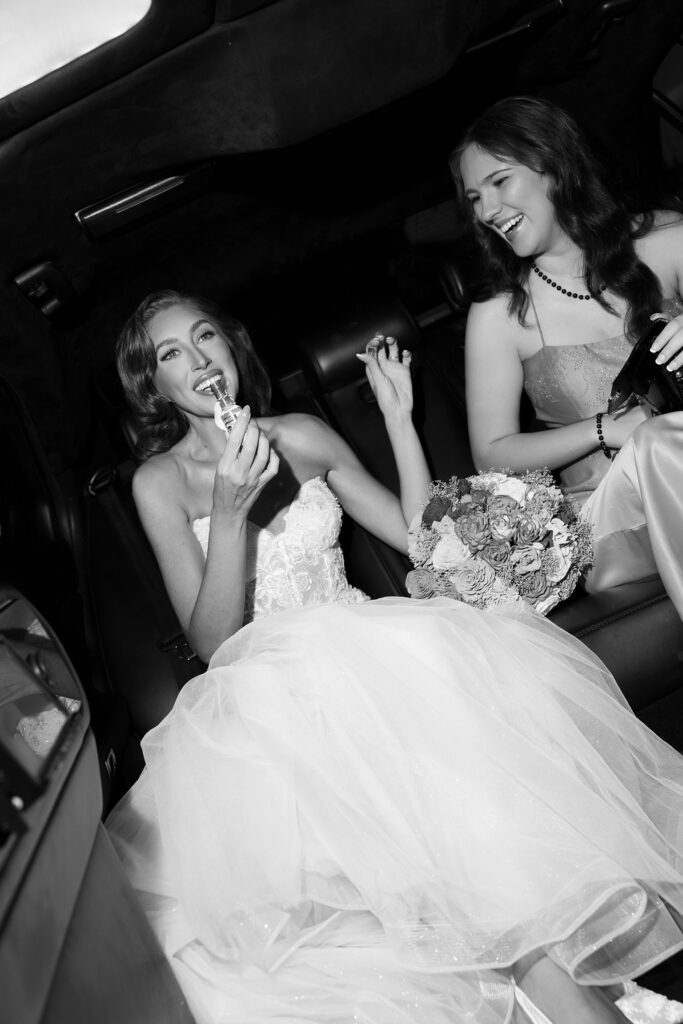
top-left (451, 95), bottom-right (683, 616)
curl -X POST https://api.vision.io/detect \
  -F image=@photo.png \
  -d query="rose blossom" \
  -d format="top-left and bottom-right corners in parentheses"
top-left (469, 488), bottom-right (489, 507)
top-left (479, 541), bottom-right (511, 570)
top-left (489, 512), bottom-right (517, 542)
top-left (451, 558), bottom-right (496, 603)
top-left (515, 512), bottom-right (544, 545)
top-left (517, 568), bottom-right (552, 602)
top-left (405, 568), bottom-right (436, 599)
top-left (546, 517), bottom-right (573, 547)
top-left (493, 477), bottom-right (529, 503)
top-left (454, 510), bottom-right (490, 551)
top-left (432, 515), bottom-right (457, 535)
top-left (511, 546), bottom-right (543, 575)
top-left (542, 546), bottom-right (571, 584)
top-left (488, 494), bottom-right (519, 515)
top-left (431, 533), bottom-right (472, 569)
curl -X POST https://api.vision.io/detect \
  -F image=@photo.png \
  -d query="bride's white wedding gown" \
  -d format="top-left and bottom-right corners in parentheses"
top-left (107, 477), bottom-right (683, 1024)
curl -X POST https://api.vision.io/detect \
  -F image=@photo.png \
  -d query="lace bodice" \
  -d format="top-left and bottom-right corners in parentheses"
top-left (192, 476), bottom-right (367, 623)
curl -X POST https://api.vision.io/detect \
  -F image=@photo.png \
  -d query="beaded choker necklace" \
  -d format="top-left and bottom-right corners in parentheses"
top-left (531, 262), bottom-right (606, 301)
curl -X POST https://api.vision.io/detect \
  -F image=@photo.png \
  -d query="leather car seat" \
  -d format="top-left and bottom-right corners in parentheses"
top-left (84, 458), bottom-right (204, 739)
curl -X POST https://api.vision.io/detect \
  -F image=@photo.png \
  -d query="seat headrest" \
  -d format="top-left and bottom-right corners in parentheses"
top-left (299, 295), bottom-right (421, 394)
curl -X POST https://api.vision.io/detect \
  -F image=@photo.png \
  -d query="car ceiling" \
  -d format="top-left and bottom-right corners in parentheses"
top-left (1, 0), bottom-right (683, 475)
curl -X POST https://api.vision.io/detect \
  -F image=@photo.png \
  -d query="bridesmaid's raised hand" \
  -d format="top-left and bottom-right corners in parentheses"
top-left (212, 406), bottom-right (279, 519)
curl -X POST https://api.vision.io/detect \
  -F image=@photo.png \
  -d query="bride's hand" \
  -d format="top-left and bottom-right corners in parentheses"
top-left (212, 406), bottom-right (279, 519)
top-left (357, 334), bottom-right (414, 422)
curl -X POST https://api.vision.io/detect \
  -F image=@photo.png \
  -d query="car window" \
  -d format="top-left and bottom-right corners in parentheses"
top-left (0, 0), bottom-right (151, 98)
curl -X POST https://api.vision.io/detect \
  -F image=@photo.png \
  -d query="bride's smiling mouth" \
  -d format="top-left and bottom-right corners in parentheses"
top-left (194, 371), bottom-right (227, 394)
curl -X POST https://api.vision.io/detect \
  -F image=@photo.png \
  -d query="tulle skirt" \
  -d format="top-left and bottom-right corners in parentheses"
top-left (107, 598), bottom-right (683, 1023)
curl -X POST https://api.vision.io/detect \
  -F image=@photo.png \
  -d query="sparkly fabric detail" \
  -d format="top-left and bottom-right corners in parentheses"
top-left (523, 296), bottom-right (683, 422)
top-left (522, 296), bottom-right (683, 503)
top-left (192, 477), bottom-right (367, 624)
top-left (523, 336), bottom-right (631, 417)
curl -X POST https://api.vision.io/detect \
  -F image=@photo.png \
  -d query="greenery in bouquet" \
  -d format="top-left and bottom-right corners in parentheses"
top-left (406, 469), bottom-right (594, 615)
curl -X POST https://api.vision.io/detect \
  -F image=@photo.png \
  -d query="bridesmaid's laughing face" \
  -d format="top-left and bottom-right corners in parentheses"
top-left (460, 144), bottom-right (568, 258)
top-left (150, 302), bottom-right (240, 416)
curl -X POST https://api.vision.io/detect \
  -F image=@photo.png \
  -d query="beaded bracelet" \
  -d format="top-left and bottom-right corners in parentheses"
top-left (595, 412), bottom-right (612, 460)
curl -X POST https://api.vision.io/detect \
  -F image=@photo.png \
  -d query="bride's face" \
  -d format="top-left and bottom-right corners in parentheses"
top-left (149, 303), bottom-right (240, 414)
top-left (459, 144), bottom-right (568, 258)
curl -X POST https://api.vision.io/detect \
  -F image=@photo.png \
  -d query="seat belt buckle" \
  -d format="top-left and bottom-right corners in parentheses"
top-left (156, 633), bottom-right (198, 663)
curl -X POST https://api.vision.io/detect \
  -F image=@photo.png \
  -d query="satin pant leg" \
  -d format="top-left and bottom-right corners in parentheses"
top-left (582, 411), bottom-right (683, 619)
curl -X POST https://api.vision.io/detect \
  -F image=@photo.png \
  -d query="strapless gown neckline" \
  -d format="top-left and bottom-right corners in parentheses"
top-left (192, 474), bottom-right (324, 539)
top-left (192, 476), bottom-right (367, 624)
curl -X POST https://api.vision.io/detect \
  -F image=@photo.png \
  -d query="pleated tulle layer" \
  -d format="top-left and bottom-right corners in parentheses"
top-left (107, 598), bottom-right (683, 1023)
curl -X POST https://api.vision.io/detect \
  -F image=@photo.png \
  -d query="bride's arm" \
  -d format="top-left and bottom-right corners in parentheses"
top-left (133, 408), bottom-right (279, 662)
top-left (357, 335), bottom-right (431, 526)
top-left (317, 336), bottom-right (430, 553)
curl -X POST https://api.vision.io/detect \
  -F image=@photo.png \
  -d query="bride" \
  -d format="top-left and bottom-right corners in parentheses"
top-left (108, 290), bottom-right (683, 1024)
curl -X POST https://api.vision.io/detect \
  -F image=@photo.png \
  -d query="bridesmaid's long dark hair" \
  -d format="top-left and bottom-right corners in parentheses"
top-left (116, 290), bottom-right (272, 463)
top-left (449, 96), bottom-right (662, 341)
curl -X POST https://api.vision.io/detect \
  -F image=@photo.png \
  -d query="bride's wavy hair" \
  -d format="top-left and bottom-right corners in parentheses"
top-left (449, 96), bottom-right (661, 340)
top-left (116, 290), bottom-right (272, 462)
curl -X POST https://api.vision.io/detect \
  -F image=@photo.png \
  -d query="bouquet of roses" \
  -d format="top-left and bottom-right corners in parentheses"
top-left (407, 469), bottom-right (593, 616)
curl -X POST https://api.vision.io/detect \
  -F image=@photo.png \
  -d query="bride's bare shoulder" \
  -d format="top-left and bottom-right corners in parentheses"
top-left (263, 411), bottom-right (338, 464)
top-left (262, 410), bottom-right (328, 441)
top-left (264, 411), bottom-right (352, 475)
top-left (132, 449), bottom-right (187, 509)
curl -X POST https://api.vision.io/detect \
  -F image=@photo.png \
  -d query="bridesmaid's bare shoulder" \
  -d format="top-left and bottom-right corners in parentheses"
top-left (634, 210), bottom-right (683, 295)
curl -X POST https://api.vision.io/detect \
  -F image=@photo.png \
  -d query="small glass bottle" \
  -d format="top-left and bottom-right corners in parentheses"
top-left (207, 374), bottom-right (242, 431)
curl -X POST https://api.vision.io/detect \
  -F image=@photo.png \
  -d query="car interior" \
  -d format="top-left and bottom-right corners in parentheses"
top-left (2, 1), bottom-right (683, 1021)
